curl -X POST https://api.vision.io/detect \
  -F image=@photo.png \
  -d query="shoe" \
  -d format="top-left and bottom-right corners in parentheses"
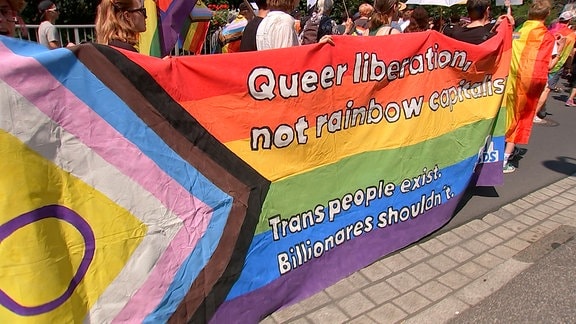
top-left (537, 109), bottom-right (547, 119)
top-left (503, 163), bottom-right (516, 174)
top-left (533, 116), bottom-right (546, 124)
top-left (566, 99), bottom-right (576, 107)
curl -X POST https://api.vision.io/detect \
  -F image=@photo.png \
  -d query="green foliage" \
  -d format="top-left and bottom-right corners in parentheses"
top-left (15, 0), bottom-right (572, 27)
top-left (20, 0), bottom-right (97, 25)
top-left (207, 1), bottom-right (231, 28)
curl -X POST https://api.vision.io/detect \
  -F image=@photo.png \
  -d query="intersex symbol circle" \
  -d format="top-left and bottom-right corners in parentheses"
top-left (0, 205), bottom-right (95, 315)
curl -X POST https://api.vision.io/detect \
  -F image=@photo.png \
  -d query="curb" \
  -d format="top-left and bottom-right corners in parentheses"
top-left (262, 175), bottom-right (576, 323)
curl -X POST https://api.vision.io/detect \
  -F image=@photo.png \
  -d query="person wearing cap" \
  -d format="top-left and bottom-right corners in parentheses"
top-left (533, 10), bottom-right (576, 123)
top-left (398, 3), bottom-right (415, 32)
top-left (95, 0), bottom-right (147, 52)
top-left (37, 0), bottom-right (61, 49)
top-left (0, 0), bottom-right (25, 37)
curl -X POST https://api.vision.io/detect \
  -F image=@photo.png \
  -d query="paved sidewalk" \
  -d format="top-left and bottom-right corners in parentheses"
top-left (261, 175), bottom-right (576, 323)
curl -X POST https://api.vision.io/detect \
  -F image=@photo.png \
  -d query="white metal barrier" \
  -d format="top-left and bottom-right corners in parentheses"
top-left (16, 24), bottom-right (213, 55)
top-left (18, 24), bottom-right (96, 46)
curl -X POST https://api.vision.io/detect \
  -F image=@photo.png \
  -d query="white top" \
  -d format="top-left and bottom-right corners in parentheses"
top-left (38, 21), bottom-right (59, 48)
top-left (256, 11), bottom-right (299, 50)
top-left (399, 18), bottom-right (410, 32)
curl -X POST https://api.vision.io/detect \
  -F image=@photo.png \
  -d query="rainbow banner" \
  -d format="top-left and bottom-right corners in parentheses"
top-left (179, 1), bottom-right (212, 55)
top-left (139, 0), bottom-right (161, 56)
top-left (505, 20), bottom-right (555, 144)
top-left (219, 14), bottom-right (248, 53)
top-left (548, 21), bottom-right (576, 74)
top-left (139, 0), bottom-right (199, 56)
top-left (0, 22), bottom-right (511, 323)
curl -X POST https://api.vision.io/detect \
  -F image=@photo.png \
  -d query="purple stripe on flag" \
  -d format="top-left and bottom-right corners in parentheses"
top-left (474, 161), bottom-right (503, 187)
top-left (159, 0), bottom-right (199, 56)
top-left (210, 194), bottom-right (461, 323)
top-left (0, 205), bottom-right (95, 316)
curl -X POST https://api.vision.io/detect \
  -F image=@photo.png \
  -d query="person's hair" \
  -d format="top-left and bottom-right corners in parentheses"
top-left (430, 16), bottom-right (442, 31)
top-left (8, 0), bottom-right (26, 13)
top-left (267, 0), bottom-right (296, 12)
top-left (450, 13), bottom-right (460, 23)
top-left (316, 0), bottom-right (333, 15)
top-left (405, 6), bottom-right (429, 32)
top-left (528, 0), bottom-right (551, 20)
top-left (358, 3), bottom-right (374, 17)
top-left (369, 0), bottom-right (397, 30)
top-left (96, 0), bottom-right (140, 46)
top-left (239, 2), bottom-right (250, 11)
top-left (255, 0), bottom-right (268, 11)
top-left (466, 0), bottom-right (490, 21)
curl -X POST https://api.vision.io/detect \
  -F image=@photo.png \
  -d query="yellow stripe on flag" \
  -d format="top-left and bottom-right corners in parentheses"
top-left (0, 131), bottom-right (146, 322)
top-left (224, 95), bottom-right (503, 181)
top-left (139, 0), bottom-right (159, 56)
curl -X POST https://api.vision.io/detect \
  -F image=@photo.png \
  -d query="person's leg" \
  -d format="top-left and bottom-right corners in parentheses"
top-left (566, 72), bottom-right (576, 106)
top-left (533, 87), bottom-right (551, 123)
top-left (566, 87), bottom-right (576, 106)
top-left (503, 142), bottom-right (516, 173)
top-left (535, 86), bottom-right (551, 112)
top-left (535, 71), bottom-right (561, 121)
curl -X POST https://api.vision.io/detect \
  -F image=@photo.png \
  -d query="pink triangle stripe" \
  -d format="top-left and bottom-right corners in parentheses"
top-left (0, 43), bottom-right (213, 320)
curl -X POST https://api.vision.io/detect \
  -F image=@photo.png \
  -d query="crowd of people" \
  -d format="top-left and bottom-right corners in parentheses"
top-left (1, 0), bottom-right (575, 175)
top-left (1, 0), bottom-right (148, 50)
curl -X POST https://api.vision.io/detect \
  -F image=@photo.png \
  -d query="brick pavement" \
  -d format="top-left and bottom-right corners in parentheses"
top-left (260, 175), bottom-right (576, 324)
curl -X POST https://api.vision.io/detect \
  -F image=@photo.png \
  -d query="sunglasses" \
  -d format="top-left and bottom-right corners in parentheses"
top-left (126, 7), bottom-right (147, 19)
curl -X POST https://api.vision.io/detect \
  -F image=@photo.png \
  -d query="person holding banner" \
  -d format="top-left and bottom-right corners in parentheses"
top-left (368, 0), bottom-right (402, 36)
top-left (503, 0), bottom-right (555, 173)
top-left (95, 0), bottom-right (147, 52)
top-left (0, 0), bottom-right (25, 37)
top-left (443, 0), bottom-right (513, 45)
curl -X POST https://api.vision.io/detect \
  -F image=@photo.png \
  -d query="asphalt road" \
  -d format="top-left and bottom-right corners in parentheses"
top-left (444, 82), bottom-right (576, 232)
top-left (449, 226), bottom-right (576, 323)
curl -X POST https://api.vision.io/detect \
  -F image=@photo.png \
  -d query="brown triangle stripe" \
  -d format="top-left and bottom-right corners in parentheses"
top-left (72, 43), bottom-right (270, 322)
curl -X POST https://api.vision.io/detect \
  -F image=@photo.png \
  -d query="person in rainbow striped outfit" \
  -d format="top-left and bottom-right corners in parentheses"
top-left (532, 10), bottom-right (576, 124)
top-left (503, 0), bottom-right (556, 173)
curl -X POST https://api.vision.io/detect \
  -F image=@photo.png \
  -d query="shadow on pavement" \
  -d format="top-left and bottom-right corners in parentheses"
top-left (542, 156), bottom-right (576, 176)
top-left (452, 185), bottom-right (500, 219)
